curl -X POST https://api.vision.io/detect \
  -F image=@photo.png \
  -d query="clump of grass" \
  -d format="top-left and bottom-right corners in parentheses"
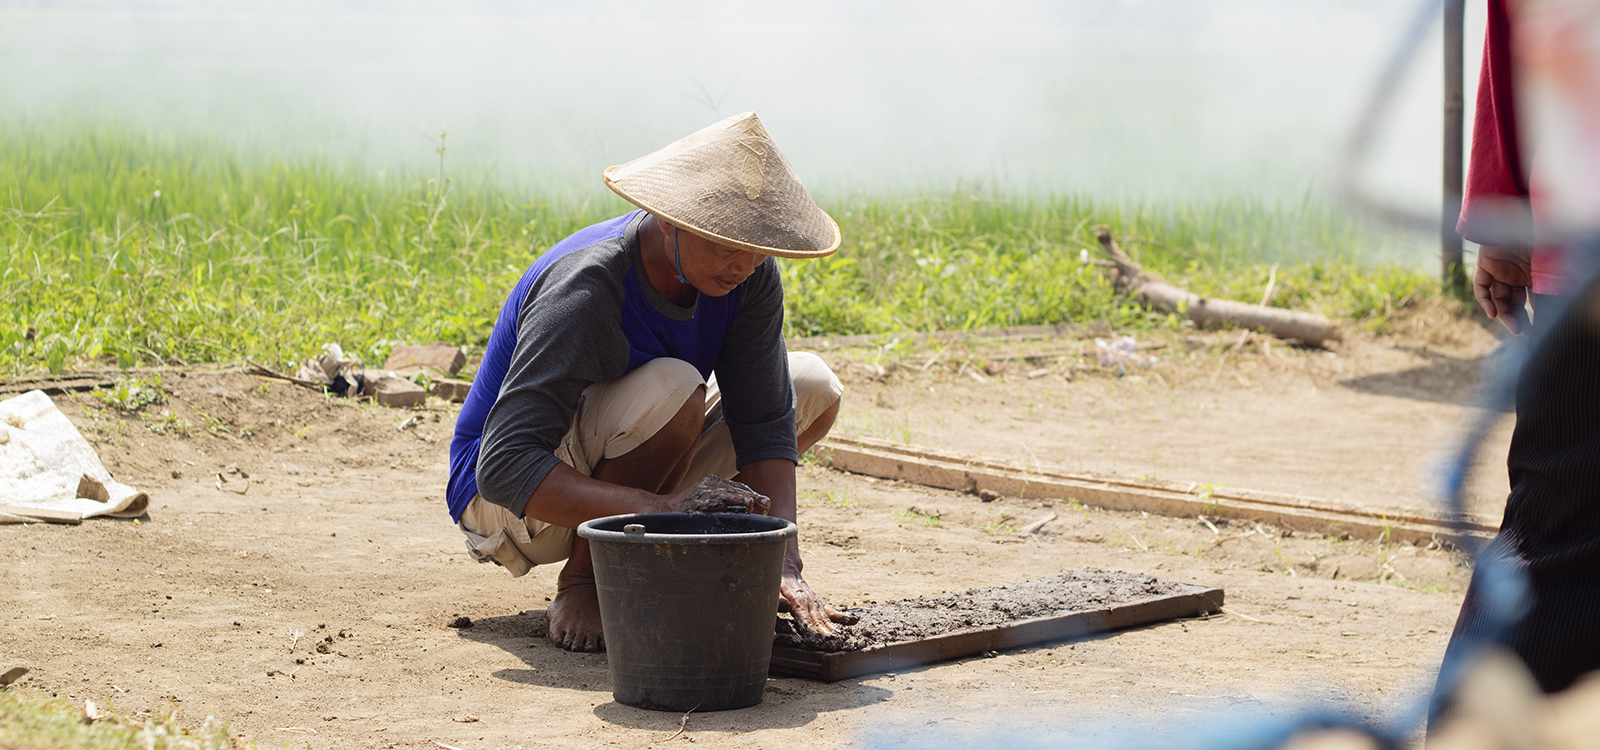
top-left (822, 489), bottom-right (857, 510)
top-left (145, 409), bottom-right (192, 436)
top-left (3, 119), bottom-right (1440, 376)
top-left (893, 506), bottom-right (944, 528)
top-left (90, 375), bottom-right (166, 412)
top-left (0, 686), bottom-right (242, 750)
top-left (978, 514), bottom-right (1018, 535)
top-left (799, 489), bottom-right (857, 510)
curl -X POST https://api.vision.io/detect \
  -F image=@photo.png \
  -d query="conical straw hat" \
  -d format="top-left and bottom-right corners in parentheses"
top-left (602, 112), bottom-right (841, 259)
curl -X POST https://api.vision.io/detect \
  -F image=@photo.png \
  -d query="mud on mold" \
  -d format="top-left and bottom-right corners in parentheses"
top-left (776, 569), bottom-right (1196, 653)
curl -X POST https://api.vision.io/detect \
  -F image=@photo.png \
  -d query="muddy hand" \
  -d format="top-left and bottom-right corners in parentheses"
top-left (780, 575), bottom-right (858, 637)
top-left (677, 475), bottom-right (772, 515)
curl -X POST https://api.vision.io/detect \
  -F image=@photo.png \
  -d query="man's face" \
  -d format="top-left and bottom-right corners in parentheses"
top-left (671, 225), bottom-right (763, 297)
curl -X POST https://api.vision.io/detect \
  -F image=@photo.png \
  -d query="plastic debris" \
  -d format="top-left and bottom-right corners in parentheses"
top-left (296, 343), bottom-right (364, 397)
top-left (1094, 336), bottom-right (1154, 368)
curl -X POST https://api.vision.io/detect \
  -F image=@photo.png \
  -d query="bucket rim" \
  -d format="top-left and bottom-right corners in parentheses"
top-left (577, 512), bottom-right (797, 545)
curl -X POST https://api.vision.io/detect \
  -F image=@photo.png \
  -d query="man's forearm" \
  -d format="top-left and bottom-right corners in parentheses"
top-left (735, 457), bottom-right (803, 573)
top-left (525, 462), bottom-right (673, 529)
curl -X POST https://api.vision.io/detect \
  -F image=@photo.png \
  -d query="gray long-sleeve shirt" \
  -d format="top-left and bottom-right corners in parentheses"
top-left (454, 210), bottom-right (796, 520)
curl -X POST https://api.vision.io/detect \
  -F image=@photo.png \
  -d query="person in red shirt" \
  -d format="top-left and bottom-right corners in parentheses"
top-left (1444, 0), bottom-right (1600, 700)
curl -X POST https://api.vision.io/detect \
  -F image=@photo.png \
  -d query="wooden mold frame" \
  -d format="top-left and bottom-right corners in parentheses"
top-left (768, 584), bottom-right (1224, 682)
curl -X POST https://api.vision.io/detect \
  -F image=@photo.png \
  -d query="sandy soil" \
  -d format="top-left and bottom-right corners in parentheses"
top-left (0, 311), bottom-right (1504, 748)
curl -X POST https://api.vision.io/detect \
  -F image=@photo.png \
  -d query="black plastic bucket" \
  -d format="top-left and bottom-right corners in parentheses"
top-left (577, 512), bottom-right (796, 712)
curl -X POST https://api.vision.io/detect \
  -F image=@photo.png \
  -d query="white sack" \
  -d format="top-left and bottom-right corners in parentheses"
top-left (0, 390), bottom-right (149, 518)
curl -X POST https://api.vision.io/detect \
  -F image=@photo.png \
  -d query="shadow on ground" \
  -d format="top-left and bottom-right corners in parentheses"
top-left (590, 623), bottom-right (1194, 735)
top-left (456, 610), bottom-right (612, 691)
top-left (591, 678), bottom-right (893, 732)
top-left (1338, 346), bottom-right (1509, 411)
top-left (457, 609), bottom-right (893, 729)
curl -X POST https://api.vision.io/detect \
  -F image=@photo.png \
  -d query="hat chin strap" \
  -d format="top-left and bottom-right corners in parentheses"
top-left (672, 227), bottom-right (689, 285)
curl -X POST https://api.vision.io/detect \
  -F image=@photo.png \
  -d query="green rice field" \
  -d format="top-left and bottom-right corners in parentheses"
top-left (2, 122), bottom-right (1440, 376)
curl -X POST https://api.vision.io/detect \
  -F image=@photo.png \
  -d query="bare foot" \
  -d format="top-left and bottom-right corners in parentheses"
top-left (548, 540), bottom-right (604, 652)
top-left (548, 578), bottom-right (604, 652)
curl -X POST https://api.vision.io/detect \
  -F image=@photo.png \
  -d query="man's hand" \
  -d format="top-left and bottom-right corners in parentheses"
top-left (673, 475), bottom-right (772, 515)
top-left (1474, 245), bottom-right (1535, 335)
top-left (779, 573), bottom-right (859, 637)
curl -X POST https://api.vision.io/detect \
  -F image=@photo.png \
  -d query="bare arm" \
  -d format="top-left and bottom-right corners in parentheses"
top-left (524, 463), bottom-right (676, 529)
top-left (737, 458), bottom-right (800, 567)
top-left (738, 457), bottom-right (854, 636)
top-left (527, 465), bottom-right (774, 529)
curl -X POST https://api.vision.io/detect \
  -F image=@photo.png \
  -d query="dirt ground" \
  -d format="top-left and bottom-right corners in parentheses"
top-left (0, 308), bottom-right (1509, 748)
top-left (814, 304), bottom-right (1514, 522)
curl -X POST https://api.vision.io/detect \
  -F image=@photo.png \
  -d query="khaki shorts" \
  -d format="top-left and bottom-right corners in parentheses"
top-left (459, 351), bottom-right (842, 577)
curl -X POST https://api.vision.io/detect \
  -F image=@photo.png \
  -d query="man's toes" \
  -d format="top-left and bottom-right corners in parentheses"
top-left (549, 627), bottom-right (604, 652)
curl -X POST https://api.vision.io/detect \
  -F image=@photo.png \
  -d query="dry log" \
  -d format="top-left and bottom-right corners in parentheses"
top-left (1093, 227), bottom-right (1341, 347)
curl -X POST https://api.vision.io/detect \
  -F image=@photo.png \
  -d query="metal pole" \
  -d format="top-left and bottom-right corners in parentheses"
top-left (1443, 0), bottom-right (1467, 296)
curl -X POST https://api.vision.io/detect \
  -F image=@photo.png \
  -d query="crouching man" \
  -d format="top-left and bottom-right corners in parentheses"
top-left (446, 113), bottom-right (854, 651)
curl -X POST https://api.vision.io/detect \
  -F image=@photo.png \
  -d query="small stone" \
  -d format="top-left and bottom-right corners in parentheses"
top-left (429, 378), bottom-right (473, 403)
top-left (384, 343), bottom-right (466, 376)
top-left (75, 475), bottom-right (110, 503)
top-left (372, 377), bottom-right (425, 409)
top-left (357, 370), bottom-right (385, 397)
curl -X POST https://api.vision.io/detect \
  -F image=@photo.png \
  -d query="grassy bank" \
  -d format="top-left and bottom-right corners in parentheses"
top-left (0, 686), bottom-right (240, 749)
top-left (3, 122), bottom-right (1437, 376)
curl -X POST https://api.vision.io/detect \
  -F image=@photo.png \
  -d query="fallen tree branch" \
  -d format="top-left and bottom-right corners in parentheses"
top-left (1018, 512), bottom-right (1058, 535)
top-left (244, 361), bottom-right (325, 390)
top-left (1093, 227), bottom-right (1341, 347)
